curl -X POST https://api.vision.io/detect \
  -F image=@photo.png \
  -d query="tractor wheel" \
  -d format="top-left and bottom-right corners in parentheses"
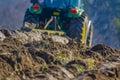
top-left (66, 17), bottom-right (84, 42)
top-left (86, 24), bottom-right (93, 47)
top-left (67, 13), bottom-right (93, 47)
top-left (21, 9), bottom-right (39, 31)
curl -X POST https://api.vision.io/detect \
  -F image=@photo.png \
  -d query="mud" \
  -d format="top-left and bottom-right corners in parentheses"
top-left (0, 29), bottom-right (120, 80)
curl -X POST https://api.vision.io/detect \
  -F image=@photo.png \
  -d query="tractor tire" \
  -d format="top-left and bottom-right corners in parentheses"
top-left (86, 24), bottom-right (93, 47)
top-left (66, 17), bottom-right (84, 42)
top-left (67, 13), bottom-right (93, 47)
top-left (66, 12), bottom-right (88, 42)
top-left (21, 9), bottom-right (40, 31)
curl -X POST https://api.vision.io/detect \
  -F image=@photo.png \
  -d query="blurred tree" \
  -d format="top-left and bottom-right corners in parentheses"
top-left (114, 18), bottom-right (120, 40)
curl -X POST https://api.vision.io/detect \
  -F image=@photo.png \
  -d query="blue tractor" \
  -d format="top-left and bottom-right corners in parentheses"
top-left (22, 0), bottom-right (93, 46)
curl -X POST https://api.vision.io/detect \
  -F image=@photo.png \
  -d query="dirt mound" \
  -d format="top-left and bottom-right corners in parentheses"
top-left (0, 29), bottom-right (120, 80)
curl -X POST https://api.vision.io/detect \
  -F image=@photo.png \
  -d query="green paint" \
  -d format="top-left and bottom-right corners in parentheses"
top-left (29, 6), bottom-right (43, 14)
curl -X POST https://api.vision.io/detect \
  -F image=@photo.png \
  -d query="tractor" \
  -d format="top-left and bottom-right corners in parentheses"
top-left (21, 0), bottom-right (93, 47)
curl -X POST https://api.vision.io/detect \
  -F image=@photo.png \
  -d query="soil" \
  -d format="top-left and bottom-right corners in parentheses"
top-left (0, 29), bottom-right (120, 80)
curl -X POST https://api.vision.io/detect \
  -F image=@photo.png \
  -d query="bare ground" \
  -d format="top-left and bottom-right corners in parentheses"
top-left (0, 29), bottom-right (120, 80)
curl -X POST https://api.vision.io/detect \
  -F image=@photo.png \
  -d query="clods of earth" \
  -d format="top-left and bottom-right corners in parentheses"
top-left (0, 29), bottom-right (120, 80)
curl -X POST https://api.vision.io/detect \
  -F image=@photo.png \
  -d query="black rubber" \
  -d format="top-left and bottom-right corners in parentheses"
top-left (66, 17), bottom-right (84, 42)
top-left (23, 9), bottom-right (40, 25)
top-left (21, 9), bottom-right (40, 31)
